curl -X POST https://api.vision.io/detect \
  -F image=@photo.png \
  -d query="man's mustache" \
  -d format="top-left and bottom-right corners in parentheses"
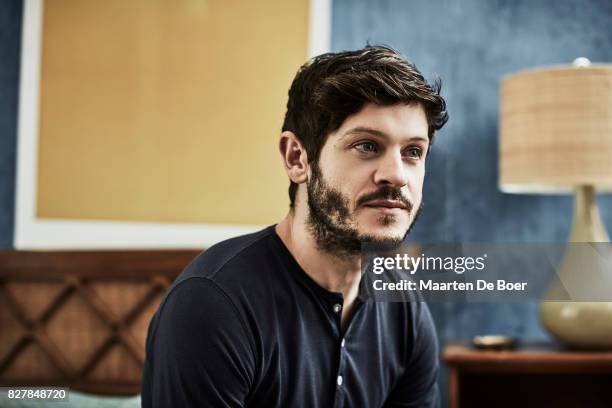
top-left (356, 187), bottom-right (413, 212)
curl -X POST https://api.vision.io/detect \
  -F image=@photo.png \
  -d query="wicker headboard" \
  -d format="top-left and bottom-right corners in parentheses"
top-left (0, 250), bottom-right (200, 395)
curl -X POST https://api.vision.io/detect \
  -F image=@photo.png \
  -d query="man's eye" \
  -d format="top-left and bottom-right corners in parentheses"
top-left (354, 142), bottom-right (378, 153)
top-left (405, 147), bottom-right (423, 159)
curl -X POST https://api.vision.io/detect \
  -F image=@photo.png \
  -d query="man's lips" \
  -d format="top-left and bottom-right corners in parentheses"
top-left (363, 199), bottom-right (408, 210)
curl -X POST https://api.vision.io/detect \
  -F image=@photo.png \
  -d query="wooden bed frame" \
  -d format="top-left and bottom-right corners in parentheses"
top-left (0, 250), bottom-right (200, 395)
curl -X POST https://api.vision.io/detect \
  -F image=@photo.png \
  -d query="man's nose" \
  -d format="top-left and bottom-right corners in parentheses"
top-left (373, 150), bottom-right (409, 187)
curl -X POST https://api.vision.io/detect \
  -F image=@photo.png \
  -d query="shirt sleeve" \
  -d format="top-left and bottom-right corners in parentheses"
top-left (141, 277), bottom-right (256, 408)
top-left (383, 302), bottom-right (440, 408)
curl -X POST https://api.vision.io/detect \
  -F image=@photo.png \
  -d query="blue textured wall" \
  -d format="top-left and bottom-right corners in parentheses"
top-left (0, 0), bottom-right (21, 248)
top-left (332, 0), bottom-right (612, 405)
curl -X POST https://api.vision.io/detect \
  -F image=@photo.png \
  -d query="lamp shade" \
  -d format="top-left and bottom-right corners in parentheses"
top-left (499, 64), bottom-right (612, 193)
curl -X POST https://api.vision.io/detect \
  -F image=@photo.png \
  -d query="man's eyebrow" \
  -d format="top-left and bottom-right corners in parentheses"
top-left (341, 126), bottom-right (429, 142)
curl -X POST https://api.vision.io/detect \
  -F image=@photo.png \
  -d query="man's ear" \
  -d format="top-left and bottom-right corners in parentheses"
top-left (279, 131), bottom-right (309, 184)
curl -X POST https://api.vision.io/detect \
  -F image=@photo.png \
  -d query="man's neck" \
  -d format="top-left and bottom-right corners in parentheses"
top-left (275, 212), bottom-right (362, 328)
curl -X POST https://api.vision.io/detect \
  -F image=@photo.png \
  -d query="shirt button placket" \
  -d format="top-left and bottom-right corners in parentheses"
top-left (332, 301), bottom-right (344, 407)
top-left (334, 373), bottom-right (344, 408)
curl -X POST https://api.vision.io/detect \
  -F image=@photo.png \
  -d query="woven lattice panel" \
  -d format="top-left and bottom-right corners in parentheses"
top-left (0, 250), bottom-right (199, 395)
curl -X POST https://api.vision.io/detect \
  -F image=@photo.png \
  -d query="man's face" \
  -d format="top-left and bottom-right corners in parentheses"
top-left (306, 103), bottom-right (428, 256)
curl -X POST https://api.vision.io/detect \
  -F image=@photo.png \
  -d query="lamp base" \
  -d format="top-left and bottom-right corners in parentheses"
top-left (540, 302), bottom-right (612, 349)
top-left (539, 185), bottom-right (612, 349)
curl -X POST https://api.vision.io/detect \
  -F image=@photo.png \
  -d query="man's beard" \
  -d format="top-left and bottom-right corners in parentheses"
top-left (306, 162), bottom-right (422, 258)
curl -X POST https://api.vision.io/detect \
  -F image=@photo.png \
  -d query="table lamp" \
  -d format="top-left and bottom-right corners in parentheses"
top-left (499, 59), bottom-right (612, 349)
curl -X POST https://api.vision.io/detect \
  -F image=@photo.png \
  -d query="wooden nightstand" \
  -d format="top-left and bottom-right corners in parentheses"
top-left (443, 342), bottom-right (612, 408)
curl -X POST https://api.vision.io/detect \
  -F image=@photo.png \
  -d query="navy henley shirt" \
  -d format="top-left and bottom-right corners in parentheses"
top-left (141, 225), bottom-right (439, 407)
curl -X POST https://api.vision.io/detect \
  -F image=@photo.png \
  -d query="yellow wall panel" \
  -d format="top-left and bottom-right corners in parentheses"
top-left (37, 0), bottom-right (308, 225)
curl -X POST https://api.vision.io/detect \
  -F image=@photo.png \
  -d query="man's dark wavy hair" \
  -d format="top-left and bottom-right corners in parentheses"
top-left (282, 45), bottom-right (448, 208)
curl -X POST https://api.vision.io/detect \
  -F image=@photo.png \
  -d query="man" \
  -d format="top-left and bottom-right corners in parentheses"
top-left (141, 45), bottom-right (448, 407)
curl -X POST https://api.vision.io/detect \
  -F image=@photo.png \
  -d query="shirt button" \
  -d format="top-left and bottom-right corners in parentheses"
top-left (333, 303), bottom-right (342, 313)
top-left (341, 338), bottom-right (346, 348)
top-left (337, 375), bottom-right (343, 386)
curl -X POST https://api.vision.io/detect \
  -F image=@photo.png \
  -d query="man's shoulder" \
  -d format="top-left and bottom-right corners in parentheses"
top-left (173, 225), bottom-right (279, 287)
top-left (148, 225), bottom-right (282, 344)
